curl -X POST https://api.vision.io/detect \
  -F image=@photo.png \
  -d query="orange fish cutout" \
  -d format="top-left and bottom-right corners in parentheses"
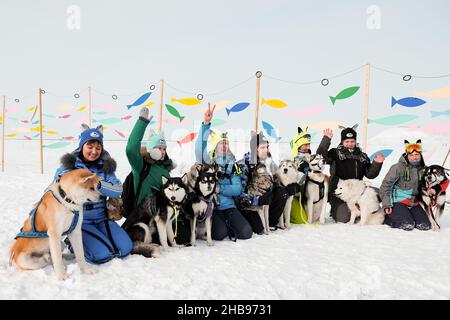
top-left (177, 132), bottom-right (196, 146)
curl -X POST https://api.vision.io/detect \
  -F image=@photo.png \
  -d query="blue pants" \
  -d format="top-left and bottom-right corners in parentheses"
top-left (212, 208), bottom-right (253, 241)
top-left (385, 203), bottom-right (431, 231)
top-left (81, 220), bottom-right (133, 264)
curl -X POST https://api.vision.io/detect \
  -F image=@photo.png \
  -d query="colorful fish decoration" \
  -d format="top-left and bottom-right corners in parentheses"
top-left (171, 97), bottom-right (202, 106)
top-left (32, 120), bottom-right (39, 125)
top-left (43, 114), bottom-right (56, 118)
top-left (45, 131), bottom-right (58, 135)
top-left (62, 136), bottom-right (74, 140)
top-left (177, 132), bottom-right (196, 146)
top-left (31, 125), bottom-right (44, 132)
top-left (93, 111), bottom-right (108, 115)
top-left (121, 115), bottom-right (132, 120)
top-left (368, 114), bottom-right (418, 126)
top-left (27, 106), bottom-right (36, 112)
top-left (262, 121), bottom-right (282, 142)
top-left (20, 120), bottom-right (29, 124)
top-left (93, 118), bottom-right (121, 125)
top-left (0, 115), bottom-right (2, 122)
top-left (430, 108), bottom-right (450, 118)
top-left (9, 116), bottom-right (19, 121)
top-left (261, 98), bottom-right (287, 109)
top-left (211, 119), bottom-right (226, 127)
top-left (416, 86), bottom-right (450, 99)
top-left (77, 106), bottom-right (87, 111)
top-left (144, 101), bottom-right (154, 108)
top-left (59, 114), bottom-right (72, 119)
top-left (127, 92), bottom-right (152, 110)
top-left (391, 96), bottom-right (426, 108)
top-left (24, 135), bottom-right (32, 140)
top-left (369, 149), bottom-right (393, 162)
top-left (329, 86), bottom-right (360, 105)
top-left (32, 133), bottom-right (40, 138)
top-left (44, 142), bottom-right (72, 149)
top-left (114, 129), bottom-right (126, 138)
top-left (6, 133), bottom-right (17, 137)
top-left (226, 102), bottom-right (250, 116)
top-left (165, 104), bottom-right (185, 122)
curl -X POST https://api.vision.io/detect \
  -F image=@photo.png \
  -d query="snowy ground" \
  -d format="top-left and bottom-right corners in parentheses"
top-left (0, 128), bottom-right (449, 299)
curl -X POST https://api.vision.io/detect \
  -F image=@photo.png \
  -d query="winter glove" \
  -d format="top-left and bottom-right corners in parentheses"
top-left (239, 193), bottom-right (259, 207)
top-left (280, 183), bottom-right (300, 199)
top-left (139, 108), bottom-right (152, 123)
top-left (258, 189), bottom-right (273, 206)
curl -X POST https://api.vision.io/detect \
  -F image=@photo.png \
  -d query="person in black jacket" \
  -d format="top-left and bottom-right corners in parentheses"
top-left (319, 125), bottom-right (385, 223)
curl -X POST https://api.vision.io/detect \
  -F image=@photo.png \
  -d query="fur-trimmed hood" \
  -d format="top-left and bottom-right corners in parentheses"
top-left (61, 150), bottom-right (117, 174)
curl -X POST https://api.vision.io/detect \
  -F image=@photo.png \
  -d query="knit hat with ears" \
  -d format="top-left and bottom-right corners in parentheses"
top-left (340, 124), bottom-right (358, 142)
top-left (78, 124), bottom-right (103, 149)
top-left (290, 126), bottom-right (312, 158)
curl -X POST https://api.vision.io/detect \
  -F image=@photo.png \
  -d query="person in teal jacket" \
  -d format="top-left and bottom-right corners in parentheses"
top-left (195, 104), bottom-right (252, 241)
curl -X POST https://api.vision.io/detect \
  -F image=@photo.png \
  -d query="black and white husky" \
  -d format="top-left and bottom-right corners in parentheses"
top-left (124, 175), bottom-right (188, 256)
top-left (419, 165), bottom-right (449, 231)
top-left (184, 164), bottom-right (218, 246)
top-left (303, 154), bottom-right (329, 224)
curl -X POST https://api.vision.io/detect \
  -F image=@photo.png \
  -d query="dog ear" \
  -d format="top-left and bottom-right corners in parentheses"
top-left (363, 180), bottom-right (372, 188)
top-left (161, 176), bottom-right (169, 185)
top-left (181, 173), bottom-right (188, 186)
top-left (404, 139), bottom-right (410, 145)
top-left (81, 123), bottom-right (90, 131)
top-left (298, 127), bottom-right (303, 134)
top-left (82, 172), bottom-right (97, 184)
top-left (96, 125), bottom-right (104, 134)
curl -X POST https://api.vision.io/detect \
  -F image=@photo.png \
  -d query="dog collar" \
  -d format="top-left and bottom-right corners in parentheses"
top-left (58, 186), bottom-right (76, 205)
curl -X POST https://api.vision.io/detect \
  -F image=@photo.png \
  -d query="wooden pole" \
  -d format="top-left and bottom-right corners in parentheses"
top-left (39, 88), bottom-right (43, 174)
top-left (1, 96), bottom-right (5, 172)
top-left (442, 147), bottom-right (450, 167)
top-left (158, 80), bottom-right (164, 133)
top-left (362, 63), bottom-right (371, 153)
top-left (255, 71), bottom-right (262, 132)
top-left (88, 86), bottom-right (92, 127)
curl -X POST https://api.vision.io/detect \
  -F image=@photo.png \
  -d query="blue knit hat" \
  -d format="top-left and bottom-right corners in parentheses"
top-left (79, 124), bottom-right (104, 150)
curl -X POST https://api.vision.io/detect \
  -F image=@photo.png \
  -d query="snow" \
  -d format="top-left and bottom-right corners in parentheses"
top-left (0, 129), bottom-right (449, 300)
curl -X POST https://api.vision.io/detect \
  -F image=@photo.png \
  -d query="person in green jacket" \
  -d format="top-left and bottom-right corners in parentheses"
top-left (122, 108), bottom-right (176, 229)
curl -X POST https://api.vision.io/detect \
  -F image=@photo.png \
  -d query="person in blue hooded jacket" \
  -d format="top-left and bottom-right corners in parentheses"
top-left (54, 124), bottom-right (132, 264)
top-left (195, 104), bottom-right (252, 241)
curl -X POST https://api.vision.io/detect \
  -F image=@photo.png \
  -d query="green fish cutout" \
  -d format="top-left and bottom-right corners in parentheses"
top-left (93, 117), bottom-right (121, 125)
top-left (43, 141), bottom-right (72, 149)
top-left (43, 113), bottom-right (56, 119)
top-left (165, 104), bottom-right (185, 122)
top-left (329, 86), bottom-right (360, 105)
top-left (368, 114), bottom-right (418, 126)
top-left (93, 111), bottom-right (108, 115)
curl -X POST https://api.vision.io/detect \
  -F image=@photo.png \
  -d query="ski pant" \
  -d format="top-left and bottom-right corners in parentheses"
top-left (212, 208), bottom-right (253, 241)
top-left (384, 203), bottom-right (431, 231)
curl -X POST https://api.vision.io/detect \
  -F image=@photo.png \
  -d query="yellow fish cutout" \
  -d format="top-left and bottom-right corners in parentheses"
top-left (45, 131), bottom-right (58, 135)
top-left (0, 115), bottom-right (3, 122)
top-left (6, 133), bottom-right (17, 137)
top-left (77, 106), bottom-right (87, 111)
top-left (27, 106), bottom-right (36, 112)
top-left (261, 98), bottom-right (287, 109)
top-left (171, 97), bottom-right (202, 106)
top-left (143, 101), bottom-right (154, 108)
top-left (31, 125), bottom-right (44, 132)
top-left (416, 86), bottom-right (450, 99)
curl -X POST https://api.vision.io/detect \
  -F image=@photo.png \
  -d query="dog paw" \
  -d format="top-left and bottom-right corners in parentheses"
top-left (319, 218), bottom-right (325, 224)
top-left (56, 271), bottom-right (68, 281)
top-left (81, 267), bottom-right (96, 275)
top-left (207, 241), bottom-right (214, 247)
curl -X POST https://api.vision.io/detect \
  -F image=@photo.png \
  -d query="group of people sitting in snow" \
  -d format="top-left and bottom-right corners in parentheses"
top-left (50, 103), bottom-right (433, 265)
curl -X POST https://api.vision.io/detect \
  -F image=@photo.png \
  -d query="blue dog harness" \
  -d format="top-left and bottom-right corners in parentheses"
top-left (15, 186), bottom-right (79, 239)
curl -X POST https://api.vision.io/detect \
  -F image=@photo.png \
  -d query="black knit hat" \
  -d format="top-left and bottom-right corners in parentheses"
top-left (340, 124), bottom-right (358, 142)
top-left (249, 130), bottom-right (269, 164)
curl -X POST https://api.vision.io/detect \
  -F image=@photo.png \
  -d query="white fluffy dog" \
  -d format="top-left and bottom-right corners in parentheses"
top-left (334, 179), bottom-right (385, 225)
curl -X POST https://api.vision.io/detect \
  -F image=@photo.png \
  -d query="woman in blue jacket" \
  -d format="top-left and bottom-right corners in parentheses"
top-left (195, 104), bottom-right (252, 241)
top-left (54, 124), bottom-right (132, 264)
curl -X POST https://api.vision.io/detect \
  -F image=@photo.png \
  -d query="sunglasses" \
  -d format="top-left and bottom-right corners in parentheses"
top-left (294, 134), bottom-right (311, 144)
top-left (405, 144), bottom-right (423, 154)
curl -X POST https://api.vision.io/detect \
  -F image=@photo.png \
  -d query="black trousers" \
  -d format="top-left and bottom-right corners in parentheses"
top-left (212, 208), bottom-right (253, 240)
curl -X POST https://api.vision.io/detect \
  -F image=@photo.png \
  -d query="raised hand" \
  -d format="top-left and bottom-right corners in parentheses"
top-left (203, 103), bottom-right (216, 125)
top-left (323, 128), bottom-right (333, 139)
top-left (373, 152), bottom-right (385, 163)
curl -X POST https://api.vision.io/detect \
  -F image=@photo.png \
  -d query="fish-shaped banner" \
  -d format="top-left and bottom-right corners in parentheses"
top-left (431, 108), bottom-right (450, 117)
top-left (329, 86), bottom-right (360, 105)
top-left (165, 104), bottom-right (185, 122)
top-left (369, 149), bottom-right (393, 162)
top-left (0, 115), bottom-right (3, 123)
top-left (6, 133), bottom-right (16, 137)
top-left (93, 118), bottom-right (121, 125)
top-left (262, 121), bottom-right (282, 142)
top-left (127, 92), bottom-right (152, 110)
top-left (211, 119), bottom-right (226, 127)
top-left (93, 111), bottom-right (108, 115)
top-left (226, 102), bottom-right (250, 115)
top-left (177, 132), bottom-right (196, 146)
top-left (31, 125), bottom-right (44, 132)
top-left (114, 129), bottom-right (126, 138)
top-left (32, 120), bottom-right (39, 125)
top-left (27, 106), bottom-right (36, 112)
top-left (20, 120), bottom-right (29, 124)
top-left (32, 133), bottom-right (40, 138)
top-left (171, 97), bottom-right (202, 106)
top-left (391, 96), bottom-right (426, 108)
top-left (43, 142), bottom-right (72, 149)
top-left (62, 136), bottom-right (74, 140)
top-left (261, 98), bottom-right (287, 109)
top-left (121, 115), bottom-right (132, 120)
top-left (416, 86), bottom-right (450, 99)
top-left (143, 101), bottom-right (154, 108)
top-left (24, 135), bottom-right (32, 140)
top-left (368, 114), bottom-right (418, 125)
top-left (45, 131), bottom-right (58, 135)
top-left (59, 114), bottom-right (72, 119)
top-left (43, 114), bottom-right (56, 118)
top-left (77, 106), bottom-right (87, 111)
top-left (9, 116), bottom-right (19, 121)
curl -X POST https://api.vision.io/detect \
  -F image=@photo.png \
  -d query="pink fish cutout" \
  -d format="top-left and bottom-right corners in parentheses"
top-left (285, 106), bottom-right (325, 117)
top-left (121, 115), bottom-right (132, 120)
top-left (62, 136), bottom-right (74, 140)
top-left (24, 135), bottom-right (32, 140)
top-left (115, 129), bottom-right (126, 138)
top-left (20, 120), bottom-right (29, 124)
top-left (59, 114), bottom-right (72, 119)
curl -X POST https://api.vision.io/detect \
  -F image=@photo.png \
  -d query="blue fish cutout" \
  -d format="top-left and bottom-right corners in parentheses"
top-left (32, 120), bottom-right (39, 125)
top-left (369, 149), bottom-right (393, 162)
top-left (226, 102), bottom-right (250, 116)
top-left (127, 92), bottom-right (152, 110)
top-left (33, 133), bottom-right (40, 138)
top-left (431, 108), bottom-right (450, 117)
top-left (391, 96), bottom-right (426, 108)
top-left (262, 121), bottom-right (282, 142)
